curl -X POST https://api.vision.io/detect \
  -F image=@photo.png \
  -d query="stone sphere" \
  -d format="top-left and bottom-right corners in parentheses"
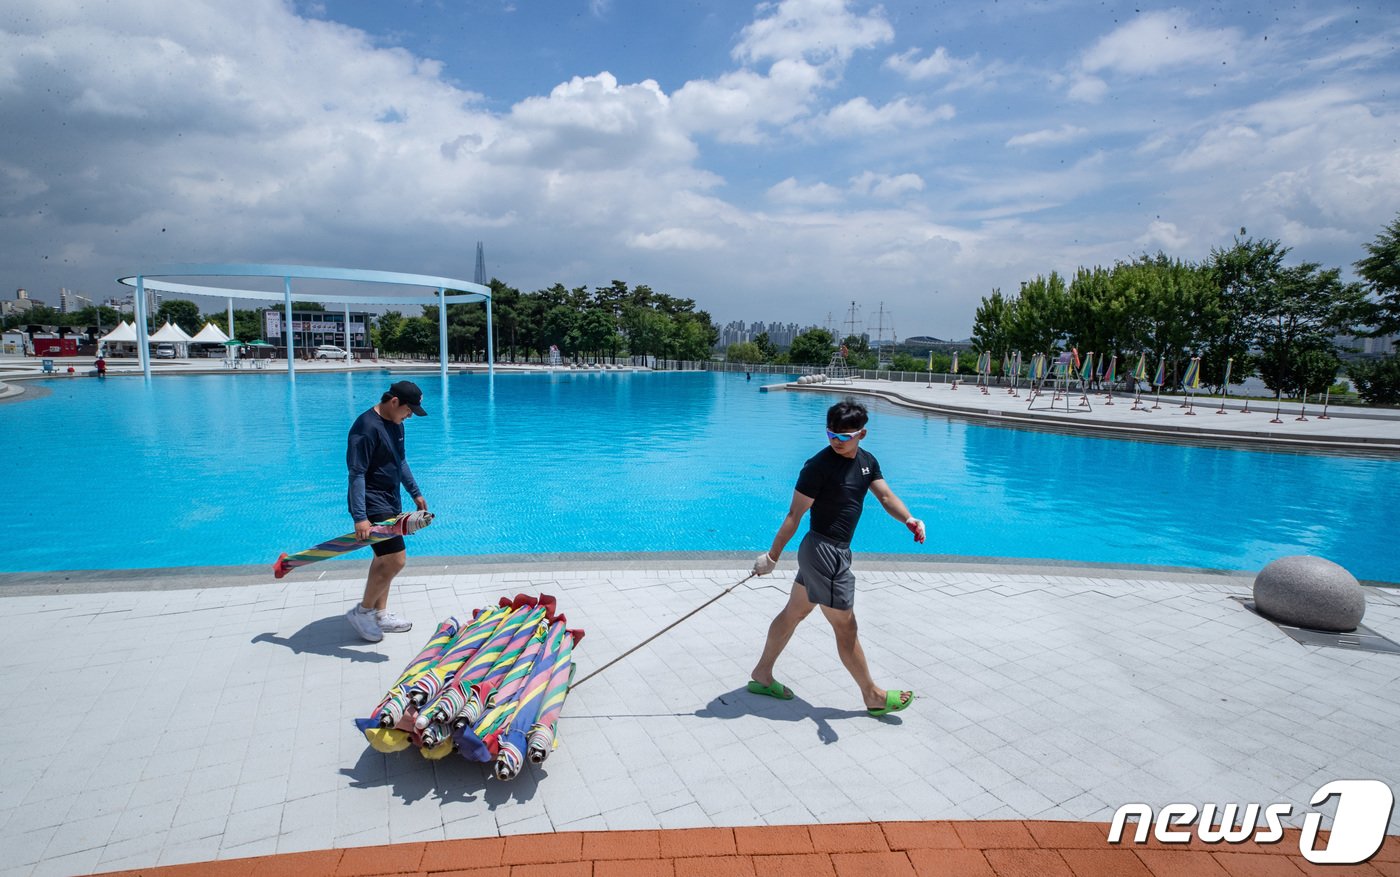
top-left (1253, 555), bottom-right (1366, 632)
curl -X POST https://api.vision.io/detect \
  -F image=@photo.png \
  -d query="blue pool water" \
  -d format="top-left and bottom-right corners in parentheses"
top-left (3, 370), bottom-right (1398, 581)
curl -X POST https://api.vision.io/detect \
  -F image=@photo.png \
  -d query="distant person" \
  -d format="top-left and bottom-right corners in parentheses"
top-left (746, 371), bottom-right (752, 382)
top-left (95, 356), bottom-right (106, 378)
top-left (344, 380), bottom-right (429, 642)
top-left (748, 399), bottom-right (925, 716)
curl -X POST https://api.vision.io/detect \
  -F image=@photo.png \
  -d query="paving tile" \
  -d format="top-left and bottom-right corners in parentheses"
top-left (659, 827), bottom-right (737, 858)
top-left (829, 851), bottom-right (916, 877)
top-left (810, 823), bottom-right (890, 854)
top-left (500, 831), bottom-right (584, 865)
top-left (752, 852), bottom-right (838, 877)
top-left (734, 824), bottom-right (813, 855)
top-left (673, 855), bottom-right (758, 877)
top-left (981, 848), bottom-right (1074, 877)
top-left (1208, 851), bottom-right (1306, 877)
top-left (593, 859), bottom-right (677, 877)
top-left (1134, 849), bottom-right (1231, 877)
top-left (952, 821), bottom-right (1038, 850)
top-left (1057, 848), bottom-right (1155, 877)
top-left (880, 822), bottom-right (962, 851)
top-left (420, 837), bottom-right (507, 871)
top-left (508, 863), bottom-right (592, 877)
top-left (582, 829), bottom-right (662, 860)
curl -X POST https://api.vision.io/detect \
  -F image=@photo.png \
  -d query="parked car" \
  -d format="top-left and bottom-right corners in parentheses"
top-left (155, 343), bottom-right (177, 359)
top-left (314, 344), bottom-right (348, 360)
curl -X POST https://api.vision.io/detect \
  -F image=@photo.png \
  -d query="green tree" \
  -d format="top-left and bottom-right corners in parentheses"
top-left (1347, 356), bottom-right (1400, 405)
top-left (726, 341), bottom-right (764, 364)
top-left (789, 328), bottom-right (834, 365)
top-left (1356, 211), bottom-right (1400, 336)
top-left (155, 299), bottom-right (201, 335)
top-left (1253, 262), bottom-right (1363, 396)
top-left (970, 288), bottom-right (1010, 359)
top-left (753, 332), bottom-right (777, 360)
top-left (1004, 272), bottom-right (1068, 357)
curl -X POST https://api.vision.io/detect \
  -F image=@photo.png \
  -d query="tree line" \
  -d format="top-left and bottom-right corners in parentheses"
top-left (967, 214), bottom-right (1400, 404)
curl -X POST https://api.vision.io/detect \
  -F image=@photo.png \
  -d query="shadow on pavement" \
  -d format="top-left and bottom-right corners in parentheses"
top-left (251, 615), bottom-right (390, 663)
top-left (694, 686), bottom-right (876, 744)
top-left (339, 743), bottom-right (543, 808)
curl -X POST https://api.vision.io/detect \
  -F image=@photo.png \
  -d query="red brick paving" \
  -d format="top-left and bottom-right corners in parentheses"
top-left (91, 821), bottom-right (1400, 877)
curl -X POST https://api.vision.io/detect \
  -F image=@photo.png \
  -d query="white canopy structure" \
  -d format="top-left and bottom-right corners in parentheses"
top-left (117, 264), bottom-right (491, 379)
top-left (148, 321), bottom-right (191, 357)
top-left (98, 321), bottom-right (138, 344)
top-left (189, 322), bottom-right (230, 344)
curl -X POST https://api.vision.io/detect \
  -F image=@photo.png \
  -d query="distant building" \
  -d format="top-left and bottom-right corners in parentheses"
top-left (263, 309), bottom-right (374, 352)
top-left (720, 319), bottom-right (811, 349)
top-left (1336, 333), bottom-right (1399, 359)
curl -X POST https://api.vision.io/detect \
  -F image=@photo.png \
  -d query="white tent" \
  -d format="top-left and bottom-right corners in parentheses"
top-left (149, 321), bottom-right (191, 357)
top-left (189, 323), bottom-right (230, 344)
top-left (189, 322), bottom-right (232, 360)
top-left (97, 320), bottom-right (138, 356)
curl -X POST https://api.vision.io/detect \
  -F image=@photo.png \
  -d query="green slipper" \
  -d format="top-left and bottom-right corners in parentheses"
top-left (868, 690), bottom-right (914, 716)
top-left (746, 678), bottom-right (794, 700)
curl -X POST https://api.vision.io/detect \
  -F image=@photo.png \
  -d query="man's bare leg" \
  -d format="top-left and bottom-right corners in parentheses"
top-left (819, 604), bottom-right (911, 710)
top-left (750, 583), bottom-right (817, 695)
top-left (361, 550), bottom-right (406, 612)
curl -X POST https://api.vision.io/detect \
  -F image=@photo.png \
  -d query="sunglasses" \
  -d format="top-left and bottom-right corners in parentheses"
top-left (826, 427), bottom-right (865, 442)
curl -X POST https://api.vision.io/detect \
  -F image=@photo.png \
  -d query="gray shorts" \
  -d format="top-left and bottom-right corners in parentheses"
top-left (794, 531), bottom-right (855, 610)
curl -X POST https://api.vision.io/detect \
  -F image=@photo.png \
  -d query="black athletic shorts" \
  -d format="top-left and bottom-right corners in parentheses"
top-left (367, 507), bottom-right (405, 557)
top-left (794, 530), bottom-right (855, 610)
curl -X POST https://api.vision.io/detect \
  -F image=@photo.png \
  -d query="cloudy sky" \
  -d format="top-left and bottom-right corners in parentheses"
top-left (2, 0), bottom-right (1397, 338)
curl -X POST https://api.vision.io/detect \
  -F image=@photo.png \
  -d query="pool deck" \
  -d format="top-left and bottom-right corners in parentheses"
top-left (770, 377), bottom-right (1400, 456)
top-left (2, 556), bottom-right (1398, 876)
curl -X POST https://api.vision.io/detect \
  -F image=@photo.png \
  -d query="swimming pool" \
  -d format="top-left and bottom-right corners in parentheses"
top-left (4, 370), bottom-right (1397, 581)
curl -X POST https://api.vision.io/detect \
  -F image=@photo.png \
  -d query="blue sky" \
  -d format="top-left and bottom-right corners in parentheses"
top-left (2, 0), bottom-right (1397, 339)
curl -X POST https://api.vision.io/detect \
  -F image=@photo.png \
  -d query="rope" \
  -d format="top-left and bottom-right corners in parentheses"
top-left (570, 572), bottom-right (757, 690)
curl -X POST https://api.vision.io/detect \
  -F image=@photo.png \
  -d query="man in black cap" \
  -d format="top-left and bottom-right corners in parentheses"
top-left (344, 380), bottom-right (429, 642)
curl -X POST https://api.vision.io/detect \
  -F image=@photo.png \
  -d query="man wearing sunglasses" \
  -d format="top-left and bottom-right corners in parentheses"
top-left (344, 380), bottom-right (430, 642)
top-left (749, 399), bottom-right (926, 717)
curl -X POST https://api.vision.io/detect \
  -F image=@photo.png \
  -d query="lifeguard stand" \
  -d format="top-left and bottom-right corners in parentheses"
top-left (548, 344), bottom-right (562, 367)
top-left (827, 345), bottom-right (854, 384)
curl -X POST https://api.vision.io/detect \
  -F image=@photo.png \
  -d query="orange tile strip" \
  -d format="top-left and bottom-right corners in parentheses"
top-left (92, 821), bottom-right (1400, 877)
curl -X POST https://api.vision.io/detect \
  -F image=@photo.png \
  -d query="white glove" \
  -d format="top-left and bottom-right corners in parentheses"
top-left (753, 552), bottom-right (777, 576)
top-left (906, 517), bottom-right (926, 545)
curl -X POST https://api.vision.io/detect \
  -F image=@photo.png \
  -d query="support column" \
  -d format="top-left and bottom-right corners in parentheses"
top-left (227, 299), bottom-right (234, 338)
top-left (485, 294), bottom-right (494, 376)
top-left (344, 302), bottom-right (352, 363)
top-left (438, 286), bottom-right (448, 378)
top-left (284, 276), bottom-right (295, 376)
top-left (136, 275), bottom-right (151, 379)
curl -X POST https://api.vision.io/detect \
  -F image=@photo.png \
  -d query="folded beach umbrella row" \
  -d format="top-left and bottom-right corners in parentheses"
top-left (354, 593), bottom-right (584, 780)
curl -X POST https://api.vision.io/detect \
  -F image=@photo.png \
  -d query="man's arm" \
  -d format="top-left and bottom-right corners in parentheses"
top-left (755, 490), bottom-right (815, 574)
top-left (400, 460), bottom-right (427, 511)
top-left (347, 432), bottom-right (371, 538)
top-left (870, 479), bottom-right (925, 543)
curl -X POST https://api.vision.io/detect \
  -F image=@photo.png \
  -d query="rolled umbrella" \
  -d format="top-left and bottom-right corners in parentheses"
top-left (1102, 354), bottom-right (1118, 405)
top-left (354, 615), bottom-right (463, 752)
top-left (443, 612), bottom-right (551, 761)
top-left (1151, 355), bottom-right (1167, 409)
top-left (418, 604), bottom-right (545, 733)
top-left (1131, 353), bottom-right (1148, 409)
top-left (1182, 356), bottom-right (1202, 414)
top-left (1216, 356), bottom-right (1234, 414)
top-left (419, 607), bottom-right (545, 730)
top-left (527, 631), bottom-right (578, 765)
top-left (408, 603), bottom-right (523, 710)
top-left (492, 622), bottom-right (568, 780)
top-left (274, 511), bottom-right (433, 578)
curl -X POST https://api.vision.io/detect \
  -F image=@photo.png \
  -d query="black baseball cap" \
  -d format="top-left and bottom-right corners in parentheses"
top-left (388, 380), bottom-right (427, 416)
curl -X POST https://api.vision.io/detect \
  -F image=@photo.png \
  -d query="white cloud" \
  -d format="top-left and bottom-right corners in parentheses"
top-left (1081, 11), bottom-right (1239, 75)
top-left (767, 177), bottom-right (844, 205)
top-left (672, 60), bottom-right (825, 143)
top-left (734, 0), bottom-right (893, 66)
top-left (807, 97), bottom-right (953, 137)
top-left (1066, 74), bottom-right (1107, 103)
top-left (883, 46), bottom-right (999, 91)
top-left (849, 171), bottom-right (924, 199)
top-left (1005, 124), bottom-right (1088, 149)
top-left (1138, 220), bottom-right (1190, 251)
top-left (627, 227), bottom-right (725, 251)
